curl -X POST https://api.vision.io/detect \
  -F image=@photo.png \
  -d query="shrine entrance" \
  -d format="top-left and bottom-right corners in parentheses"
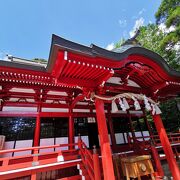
top-left (0, 34), bottom-right (180, 180)
top-left (87, 120), bottom-right (99, 149)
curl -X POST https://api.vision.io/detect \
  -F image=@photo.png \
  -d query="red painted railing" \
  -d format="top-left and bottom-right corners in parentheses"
top-left (127, 132), bottom-right (180, 177)
top-left (0, 138), bottom-right (102, 180)
top-left (78, 135), bottom-right (101, 180)
top-left (0, 142), bottom-right (80, 179)
top-left (128, 132), bottom-right (180, 146)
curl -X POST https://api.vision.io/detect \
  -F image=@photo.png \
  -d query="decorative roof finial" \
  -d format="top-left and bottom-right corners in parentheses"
top-left (122, 29), bottom-right (141, 46)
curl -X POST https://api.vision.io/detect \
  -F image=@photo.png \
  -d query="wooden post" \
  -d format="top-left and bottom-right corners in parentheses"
top-left (68, 108), bottom-right (74, 150)
top-left (78, 134), bottom-right (81, 149)
top-left (107, 106), bottom-right (116, 149)
top-left (143, 109), bottom-right (153, 137)
top-left (31, 174), bottom-right (36, 180)
top-left (93, 145), bottom-right (101, 180)
top-left (95, 99), bottom-right (115, 180)
top-left (152, 114), bottom-right (180, 180)
top-left (127, 110), bottom-right (136, 139)
top-left (33, 113), bottom-right (41, 147)
top-left (33, 105), bottom-right (41, 147)
top-left (150, 142), bottom-right (164, 177)
top-left (136, 118), bottom-right (145, 141)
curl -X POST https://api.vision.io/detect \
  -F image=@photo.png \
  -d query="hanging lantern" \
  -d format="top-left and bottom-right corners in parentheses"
top-left (123, 98), bottom-right (130, 110)
top-left (119, 98), bottom-right (126, 111)
top-left (132, 96), bottom-right (141, 110)
top-left (112, 100), bottom-right (119, 113)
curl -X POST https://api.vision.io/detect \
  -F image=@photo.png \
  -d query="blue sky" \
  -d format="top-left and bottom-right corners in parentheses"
top-left (0, 0), bottom-right (161, 60)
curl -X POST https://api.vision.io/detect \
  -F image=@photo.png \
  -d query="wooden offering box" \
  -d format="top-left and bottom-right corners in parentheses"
top-left (121, 155), bottom-right (155, 180)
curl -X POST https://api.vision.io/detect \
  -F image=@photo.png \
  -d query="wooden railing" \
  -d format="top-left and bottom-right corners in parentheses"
top-left (128, 132), bottom-right (180, 146)
top-left (0, 142), bottom-right (80, 179)
top-left (0, 138), bottom-right (102, 180)
top-left (78, 135), bottom-right (101, 180)
top-left (127, 132), bottom-right (180, 178)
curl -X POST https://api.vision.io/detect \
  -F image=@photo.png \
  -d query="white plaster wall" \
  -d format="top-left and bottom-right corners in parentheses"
top-left (2, 107), bottom-right (37, 112)
top-left (115, 133), bottom-right (125, 144)
top-left (39, 138), bottom-right (54, 153)
top-left (1, 141), bottom-right (14, 157)
top-left (1, 131), bottom-right (150, 157)
top-left (41, 108), bottom-right (69, 112)
top-left (55, 137), bottom-right (68, 151)
top-left (73, 109), bottom-right (90, 113)
top-left (14, 140), bottom-right (33, 157)
top-left (143, 131), bottom-right (150, 140)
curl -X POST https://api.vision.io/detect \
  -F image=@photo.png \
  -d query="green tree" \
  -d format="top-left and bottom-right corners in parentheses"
top-left (32, 58), bottom-right (47, 64)
top-left (114, 38), bottom-right (125, 49)
top-left (137, 24), bottom-right (180, 71)
top-left (155, 0), bottom-right (180, 57)
top-left (135, 24), bottom-right (180, 132)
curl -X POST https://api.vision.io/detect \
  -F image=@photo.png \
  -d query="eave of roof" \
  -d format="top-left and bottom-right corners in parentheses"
top-left (47, 34), bottom-right (180, 78)
top-left (0, 60), bottom-right (46, 72)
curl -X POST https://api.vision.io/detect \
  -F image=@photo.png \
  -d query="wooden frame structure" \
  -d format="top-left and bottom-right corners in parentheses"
top-left (0, 34), bottom-right (180, 180)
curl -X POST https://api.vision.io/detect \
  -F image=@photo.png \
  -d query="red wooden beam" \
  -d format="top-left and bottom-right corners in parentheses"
top-left (95, 99), bottom-right (115, 180)
top-left (152, 114), bottom-right (180, 180)
top-left (3, 101), bottom-right (69, 108)
top-left (52, 51), bottom-right (67, 78)
top-left (71, 94), bottom-right (85, 109)
top-left (0, 81), bottom-right (80, 94)
top-left (68, 108), bottom-right (74, 150)
top-left (33, 113), bottom-right (41, 147)
top-left (57, 77), bottom-right (96, 88)
top-left (0, 66), bottom-right (50, 77)
top-left (104, 82), bottom-right (149, 94)
top-left (0, 160), bottom-right (81, 179)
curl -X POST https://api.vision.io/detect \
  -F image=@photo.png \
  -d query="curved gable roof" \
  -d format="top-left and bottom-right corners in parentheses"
top-left (48, 34), bottom-right (180, 78)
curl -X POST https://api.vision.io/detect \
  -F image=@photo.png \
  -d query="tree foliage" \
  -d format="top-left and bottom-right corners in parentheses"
top-left (155, 0), bottom-right (180, 49)
top-left (136, 24), bottom-right (180, 132)
top-left (114, 38), bottom-right (125, 49)
top-left (137, 24), bottom-right (180, 71)
top-left (155, 0), bottom-right (179, 26)
top-left (31, 58), bottom-right (47, 64)
top-left (160, 98), bottom-right (180, 132)
top-left (114, 1), bottom-right (180, 132)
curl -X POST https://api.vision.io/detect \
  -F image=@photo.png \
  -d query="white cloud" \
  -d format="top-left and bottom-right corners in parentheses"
top-left (138, 8), bottom-right (146, 15)
top-left (106, 43), bottom-right (114, 51)
top-left (129, 17), bottom-right (144, 37)
top-left (158, 23), bottom-right (175, 33)
top-left (118, 19), bottom-right (127, 27)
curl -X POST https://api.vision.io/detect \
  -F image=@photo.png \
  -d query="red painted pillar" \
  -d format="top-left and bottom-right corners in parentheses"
top-left (33, 113), bottom-right (41, 147)
top-left (152, 114), bottom-right (180, 180)
top-left (93, 145), bottom-right (101, 180)
top-left (151, 145), bottom-right (164, 177)
top-left (95, 99), bottom-right (115, 180)
top-left (68, 108), bottom-right (74, 150)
